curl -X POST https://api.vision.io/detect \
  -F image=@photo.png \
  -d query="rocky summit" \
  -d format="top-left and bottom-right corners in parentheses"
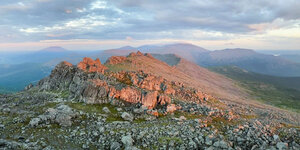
top-left (0, 52), bottom-right (299, 150)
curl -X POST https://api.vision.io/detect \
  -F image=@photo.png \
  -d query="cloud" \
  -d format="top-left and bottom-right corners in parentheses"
top-left (0, 0), bottom-right (299, 50)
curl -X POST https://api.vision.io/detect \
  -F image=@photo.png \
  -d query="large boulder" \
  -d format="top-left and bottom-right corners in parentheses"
top-left (121, 112), bottom-right (134, 122)
top-left (141, 91), bottom-right (158, 109)
top-left (30, 104), bottom-right (77, 127)
top-left (77, 57), bottom-right (107, 73)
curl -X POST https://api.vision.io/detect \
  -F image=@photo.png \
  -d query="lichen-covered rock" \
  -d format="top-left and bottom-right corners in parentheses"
top-left (102, 107), bottom-right (111, 114)
top-left (110, 142), bottom-right (121, 150)
top-left (277, 142), bottom-right (288, 150)
top-left (24, 83), bottom-right (33, 91)
top-left (29, 118), bottom-right (41, 127)
top-left (121, 112), bottom-right (134, 122)
top-left (30, 104), bottom-right (77, 127)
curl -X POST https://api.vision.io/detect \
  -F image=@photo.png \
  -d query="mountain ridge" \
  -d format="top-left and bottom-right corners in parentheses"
top-left (1, 51), bottom-right (299, 149)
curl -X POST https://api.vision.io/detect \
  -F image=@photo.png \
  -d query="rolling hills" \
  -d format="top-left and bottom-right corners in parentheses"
top-left (99, 44), bottom-right (300, 77)
top-left (211, 66), bottom-right (300, 112)
top-left (197, 49), bottom-right (300, 77)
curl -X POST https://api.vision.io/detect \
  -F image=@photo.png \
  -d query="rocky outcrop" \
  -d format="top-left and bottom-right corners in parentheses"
top-left (166, 104), bottom-right (177, 113)
top-left (77, 57), bottom-right (107, 73)
top-left (142, 91), bottom-right (158, 109)
top-left (110, 71), bottom-right (173, 93)
top-left (38, 53), bottom-right (212, 111)
top-left (115, 87), bottom-right (142, 104)
top-left (105, 56), bottom-right (127, 65)
top-left (63, 61), bottom-right (73, 67)
top-left (24, 83), bottom-right (33, 91)
top-left (158, 94), bottom-right (171, 105)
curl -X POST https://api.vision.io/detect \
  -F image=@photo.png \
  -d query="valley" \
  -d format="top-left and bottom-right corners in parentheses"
top-left (0, 63), bottom-right (52, 93)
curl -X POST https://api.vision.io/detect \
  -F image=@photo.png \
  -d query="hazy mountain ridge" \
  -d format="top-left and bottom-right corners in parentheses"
top-left (1, 46), bottom-right (85, 65)
top-left (100, 44), bottom-right (300, 77)
top-left (196, 48), bottom-right (300, 77)
top-left (2, 43), bottom-right (300, 93)
top-left (0, 63), bottom-right (52, 93)
top-left (280, 54), bottom-right (300, 63)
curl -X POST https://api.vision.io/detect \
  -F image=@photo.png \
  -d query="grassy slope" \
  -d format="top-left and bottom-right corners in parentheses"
top-left (105, 54), bottom-right (249, 104)
top-left (210, 66), bottom-right (300, 112)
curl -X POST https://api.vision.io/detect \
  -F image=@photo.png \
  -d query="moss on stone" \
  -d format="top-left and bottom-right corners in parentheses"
top-left (158, 136), bottom-right (183, 145)
top-left (66, 102), bottom-right (123, 122)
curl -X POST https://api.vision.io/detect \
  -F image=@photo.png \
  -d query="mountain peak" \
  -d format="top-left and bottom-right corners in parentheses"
top-left (223, 48), bottom-right (255, 53)
top-left (40, 46), bottom-right (68, 52)
top-left (117, 46), bottom-right (136, 50)
top-left (165, 43), bottom-right (204, 48)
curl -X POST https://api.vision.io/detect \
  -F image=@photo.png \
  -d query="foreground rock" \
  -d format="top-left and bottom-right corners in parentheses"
top-left (121, 112), bottom-right (134, 122)
top-left (0, 87), bottom-right (299, 150)
top-left (29, 104), bottom-right (77, 127)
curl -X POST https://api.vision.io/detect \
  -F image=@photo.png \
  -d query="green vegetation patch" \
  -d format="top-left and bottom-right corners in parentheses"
top-left (50, 90), bottom-right (70, 99)
top-left (240, 114), bottom-right (257, 120)
top-left (173, 111), bottom-right (203, 120)
top-left (210, 66), bottom-right (300, 112)
top-left (133, 117), bottom-right (147, 123)
top-left (34, 102), bottom-right (59, 114)
top-left (66, 102), bottom-right (123, 122)
top-left (207, 117), bottom-right (241, 134)
top-left (158, 136), bottom-right (183, 145)
top-left (105, 63), bottom-right (134, 72)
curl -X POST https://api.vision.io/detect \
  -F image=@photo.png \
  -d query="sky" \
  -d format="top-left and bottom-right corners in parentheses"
top-left (0, 0), bottom-right (299, 51)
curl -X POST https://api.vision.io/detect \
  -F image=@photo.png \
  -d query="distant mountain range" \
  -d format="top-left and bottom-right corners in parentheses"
top-left (98, 44), bottom-right (300, 77)
top-left (2, 46), bottom-right (84, 65)
top-left (1, 43), bottom-right (300, 93)
top-left (280, 54), bottom-right (300, 63)
top-left (92, 43), bottom-right (208, 63)
top-left (258, 50), bottom-right (300, 63)
top-left (196, 48), bottom-right (300, 77)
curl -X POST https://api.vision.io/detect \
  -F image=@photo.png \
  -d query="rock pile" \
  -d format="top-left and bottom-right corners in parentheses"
top-left (29, 104), bottom-right (77, 127)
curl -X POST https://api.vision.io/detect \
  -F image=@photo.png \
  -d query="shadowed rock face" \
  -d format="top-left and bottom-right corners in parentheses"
top-left (38, 53), bottom-right (211, 110)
